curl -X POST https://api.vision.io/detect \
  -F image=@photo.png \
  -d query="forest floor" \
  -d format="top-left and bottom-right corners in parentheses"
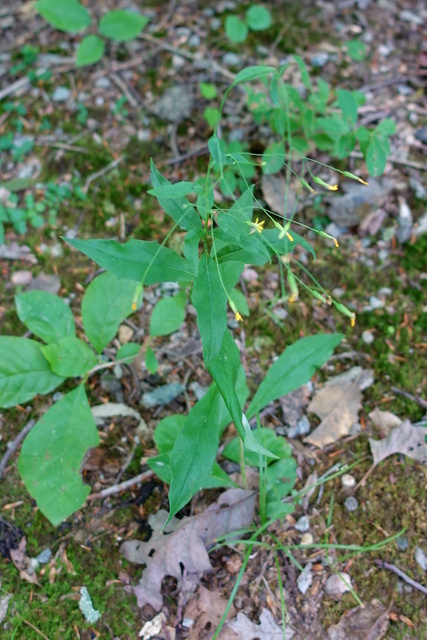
top-left (0, 0), bottom-right (427, 639)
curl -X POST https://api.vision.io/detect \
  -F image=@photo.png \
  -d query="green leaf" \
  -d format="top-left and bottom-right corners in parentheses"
top-left (196, 184), bottom-right (214, 223)
top-left (225, 16), bottom-right (248, 43)
top-left (154, 414), bottom-right (186, 454)
top-left (150, 161), bottom-right (202, 231)
top-left (145, 347), bottom-right (158, 374)
top-left (82, 271), bottom-right (138, 353)
top-left (204, 107), bottom-right (220, 129)
top-left (223, 428), bottom-right (292, 466)
top-left (294, 55), bottom-right (312, 90)
top-left (168, 385), bottom-right (221, 521)
top-left (15, 290), bottom-right (75, 344)
top-left (233, 65), bottom-right (276, 85)
top-left (336, 89), bottom-right (358, 126)
top-left (229, 287), bottom-right (249, 316)
top-left (208, 330), bottom-right (275, 459)
top-left (148, 182), bottom-right (195, 199)
top-left (42, 337), bottom-right (97, 377)
top-left (150, 292), bottom-right (186, 337)
top-left (65, 238), bottom-right (195, 285)
top-left (208, 135), bottom-right (226, 175)
top-left (262, 141), bottom-right (285, 175)
top-left (76, 35), bottom-right (105, 67)
top-left (192, 254), bottom-right (227, 366)
top-left (266, 457), bottom-right (298, 500)
top-left (18, 385), bottom-right (99, 526)
top-left (346, 40), bottom-right (366, 62)
top-left (248, 333), bottom-right (343, 418)
top-left (35, 0), bottom-right (91, 32)
top-left (116, 343), bottom-right (140, 363)
top-left (366, 136), bottom-right (387, 176)
top-left (375, 118), bottom-right (396, 137)
top-left (317, 117), bottom-right (349, 136)
top-left (183, 229), bottom-right (203, 274)
top-left (99, 10), bottom-right (149, 41)
top-left (0, 337), bottom-right (64, 408)
top-left (246, 4), bottom-right (272, 30)
top-left (200, 83), bottom-right (217, 99)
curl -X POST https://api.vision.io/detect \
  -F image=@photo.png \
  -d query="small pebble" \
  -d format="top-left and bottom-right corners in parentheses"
top-left (415, 547), bottom-right (427, 571)
top-left (341, 474), bottom-right (356, 490)
top-left (52, 86), bottom-right (71, 102)
top-left (310, 52), bottom-right (329, 68)
top-left (397, 536), bottom-right (408, 551)
top-left (325, 572), bottom-right (352, 598)
top-left (35, 548), bottom-right (52, 564)
top-left (288, 415), bottom-right (311, 439)
top-left (362, 330), bottom-right (374, 345)
top-left (94, 76), bottom-right (111, 89)
top-left (295, 515), bottom-right (310, 532)
top-left (344, 496), bottom-right (358, 512)
top-left (297, 563), bottom-right (313, 594)
top-left (300, 533), bottom-right (313, 546)
top-left (222, 53), bottom-right (241, 67)
top-left (11, 270), bottom-right (32, 286)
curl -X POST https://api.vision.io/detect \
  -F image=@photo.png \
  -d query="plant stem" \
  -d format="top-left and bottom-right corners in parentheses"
top-left (239, 436), bottom-right (247, 489)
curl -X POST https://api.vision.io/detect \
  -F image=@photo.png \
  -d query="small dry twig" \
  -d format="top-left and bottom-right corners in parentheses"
top-left (83, 155), bottom-right (125, 192)
top-left (87, 470), bottom-right (154, 501)
top-left (0, 420), bottom-right (35, 479)
top-left (375, 559), bottom-right (427, 596)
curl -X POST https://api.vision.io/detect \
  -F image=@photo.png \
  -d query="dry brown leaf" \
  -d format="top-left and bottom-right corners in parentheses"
top-left (261, 174), bottom-right (298, 216)
top-left (184, 585), bottom-right (236, 640)
top-left (368, 408), bottom-right (402, 435)
top-left (369, 420), bottom-right (427, 466)
top-left (121, 489), bottom-right (256, 610)
top-left (327, 599), bottom-right (390, 640)
top-left (222, 608), bottom-right (294, 640)
top-left (304, 368), bottom-right (372, 447)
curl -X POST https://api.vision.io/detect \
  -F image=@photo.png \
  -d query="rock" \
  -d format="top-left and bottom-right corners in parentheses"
top-left (325, 573), bottom-right (352, 598)
top-left (11, 270), bottom-right (32, 286)
top-left (35, 548), bottom-right (52, 564)
top-left (310, 52), bottom-right (329, 68)
top-left (28, 273), bottom-right (61, 294)
top-left (137, 129), bottom-right (151, 142)
top-left (297, 563), bottom-right (313, 594)
top-left (242, 267), bottom-right (258, 282)
top-left (397, 84), bottom-right (412, 96)
top-left (415, 547), bottom-right (427, 571)
top-left (288, 415), bottom-right (311, 438)
top-left (94, 76), bottom-right (111, 89)
top-left (295, 515), bottom-right (310, 532)
top-left (152, 85), bottom-right (194, 122)
top-left (397, 537), bottom-right (408, 551)
top-left (188, 34), bottom-right (200, 47)
top-left (188, 382), bottom-right (208, 400)
top-left (362, 330), bottom-right (374, 344)
top-left (118, 324), bottom-right (133, 345)
top-left (341, 474), bottom-right (356, 490)
top-left (52, 86), bottom-right (71, 102)
top-left (415, 213), bottom-right (427, 238)
top-left (142, 383), bottom-right (185, 408)
top-left (222, 53), bottom-right (241, 67)
top-left (399, 9), bottom-right (424, 25)
top-left (396, 198), bottom-right (413, 244)
top-left (327, 178), bottom-right (394, 228)
top-left (344, 496), bottom-right (358, 512)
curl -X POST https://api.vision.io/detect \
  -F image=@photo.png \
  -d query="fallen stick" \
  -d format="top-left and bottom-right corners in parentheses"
top-left (0, 420), bottom-right (35, 479)
top-left (86, 469), bottom-right (154, 501)
top-left (375, 559), bottom-right (427, 596)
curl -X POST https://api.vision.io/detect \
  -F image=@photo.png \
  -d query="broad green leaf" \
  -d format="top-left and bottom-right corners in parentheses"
top-left (229, 287), bottom-right (249, 316)
top-left (76, 35), bottom-right (105, 67)
top-left (219, 260), bottom-right (245, 294)
top-left (150, 161), bottom-right (202, 231)
top-left (148, 455), bottom-right (235, 489)
top-left (204, 107), bottom-right (220, 129)
top-left (99, 10), bottom-right (149, 41)
top-left (168, 385), bottom-right (221, 521)
top-left (218, 364), bottom-right (249, 434)
top-left (154, 414), bottom-right (186, 454)
top-left (215, 239), bottom-right (270, 266)
top-left (208, 135), bottom-right (226, 175)
top-left (148, 182), bottom-right (195, 199)
top-left (266, 457), bottom-right (298, 500)
top-left (145, 347), bottom-right (158, 374)
top-left (262, 141), bottom-right (285, 175)
top-left (200, 83), bottom-right (217, 99)
top-left (223, 428), bottom-right (292, 466)
top-left (225, 15), bottom-right (248, 43)
top-left (42, 337), bottom-right (97, 377)
top-left (18, 385), bottom-right (99, 526)
top-left (150, 292), bottom-right (186, 337)
top-left (82, 271), bottom-right (137, 353)
top-left (183, 229), bottom-right (203, 274)
top-left (261, 229), bottom-right (316, 261)
top-left (209, 330), bottom-right (275, 458)
top-left (266, 500), bottom-right (295, 520)
top-left (366, 137), bottom-right (387, 176)
top-left (116, 343), bottom-right (140, 363)
top-left (248, 333), bottom-right (343, 418)
top-left (336, 89), bottom-right (358, 126)
top-left (246, 4), bottom-right (272, 30)
top-left (294, 55), bottom-right (312, 90)
top-left (147, 452), bottom-right (172, 483)
top-left (233, 65), bottom-right (276, 85)
top-left (35, 0), bottom-right (91, 32)
top-left (375, 118), bottom-right (396, 137)
top-left (0, 337), bottom-right (64, 408)
top-left (317, 117), bottom-right (349, 136)
top-left (337, 132), bottom-right (356, 158)
top-left (219, 169), bottom-right (237, 197)
top-left (15, 290), bottom-right (75, 344)
top-left (196, 184), bottom-right (214, 223)
top-left (346, 39), bottom-right (366, 62)
top-left (192, 254), bottom-right (227, 366)
top-left (65, 238), bottom-right (195, 285)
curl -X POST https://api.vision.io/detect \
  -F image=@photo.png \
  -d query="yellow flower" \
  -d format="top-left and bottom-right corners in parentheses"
top-left (313, 176), bottom-right (339, 191)
top-left (235, 312), bottom-right (243, 322)
top-left (249, 218), bottom-right (265, 234)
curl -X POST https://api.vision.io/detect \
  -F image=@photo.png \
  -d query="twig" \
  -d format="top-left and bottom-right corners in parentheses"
top-left (110, 73), bottom-right (138, 108)
top-left (23, 620), bottom-right (50, 640)
top-left (360, 76), bottom-right (408, 93)
top-left (34, 142), bottom-right (89, 154)
top-left (115, 442), bottom-right (138, 484)
top-left (374, 559), bottom-right (427, 596)
top-left (164, 144), bottom-right (208, 165)
top-left (350, 151), bottom-right (427, 172)
top-left (390, 386), bottom-right (427, 410)
top-left (86, 470), bottom-right (154, 501)
top-left (0, 420), bottom-right (35, 479)
top-left (83, 155), bottom-right (125, 192)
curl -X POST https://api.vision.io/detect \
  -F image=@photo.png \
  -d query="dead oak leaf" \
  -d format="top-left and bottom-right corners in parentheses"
top-left (222, 608), bottom-right (294, 640)
top-left (369, 420), bottom-right (427, 466)
top-left (121, 489), bottom-right (256, 610)
top-left (184, 585), bottom-right (236, 640)
top-left (304, 368), bottom-right (372, 447)
top-left (327, 599), bottom-right (390, 640)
